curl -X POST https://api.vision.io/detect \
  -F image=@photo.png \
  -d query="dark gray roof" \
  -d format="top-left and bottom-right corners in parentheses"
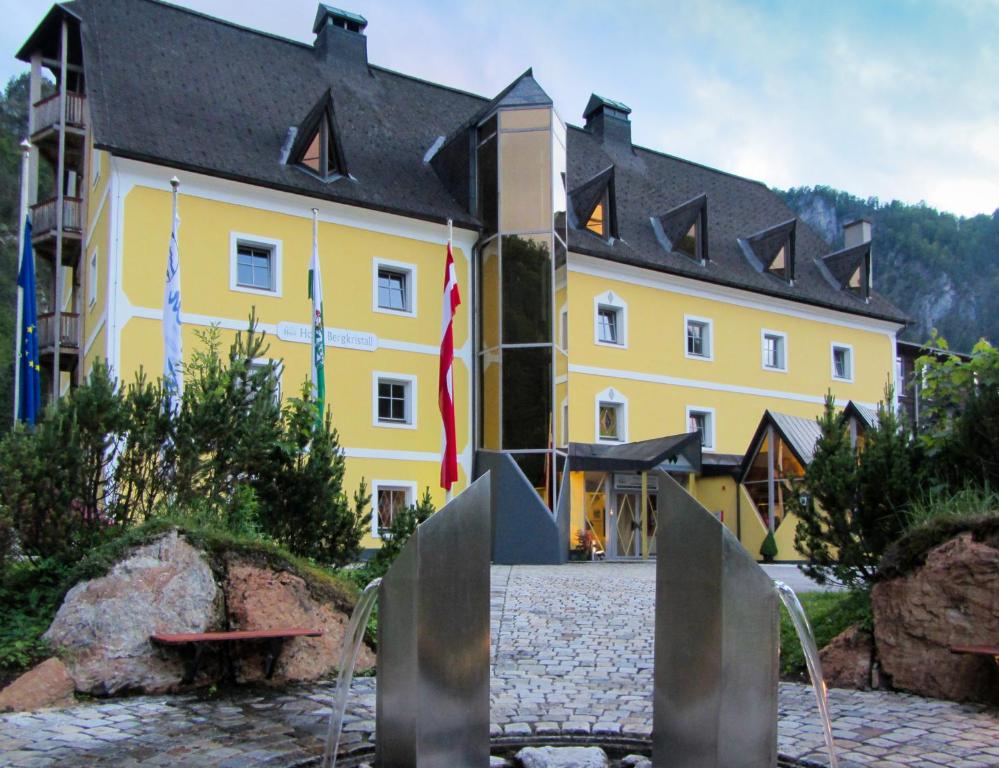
top-left (33, 0), bottom-right (907, 323)
top-left (71, 0), bottom-right (486, 227)
top-left (769, 411), bottom-right (824, 465)
top-left (568, 433), bottom-right (701, 473)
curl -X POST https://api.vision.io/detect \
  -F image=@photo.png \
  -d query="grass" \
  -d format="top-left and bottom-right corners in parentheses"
top-left (779, 588), bottom-right (871, 680)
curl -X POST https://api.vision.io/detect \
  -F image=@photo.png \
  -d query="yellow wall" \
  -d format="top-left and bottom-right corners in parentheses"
top-left (694, 476), bottom-right (739, 538)
top-left (565, 263), bottom-right (895, 456)
top-left (108, 178), bottom-right (471, 548)
top-left (82, 152), bottom-right (110, 377)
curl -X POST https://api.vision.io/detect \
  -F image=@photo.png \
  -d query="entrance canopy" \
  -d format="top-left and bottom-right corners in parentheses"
top-left (568, 433), bottom-right (702, 474)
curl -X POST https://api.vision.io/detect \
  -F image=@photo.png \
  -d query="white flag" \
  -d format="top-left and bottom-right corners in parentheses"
top-left (163, 195), bottom-right (183, 412)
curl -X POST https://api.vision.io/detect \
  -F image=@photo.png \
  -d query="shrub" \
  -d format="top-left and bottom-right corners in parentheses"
top-left (760, 531), bottom-right (778, 562)
top-left (779, 589), bottom-right (871, 679)
top-left (793, 389), bottom-right (923, 588)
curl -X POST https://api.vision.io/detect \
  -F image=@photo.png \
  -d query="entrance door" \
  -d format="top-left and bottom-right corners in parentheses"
top-left (612, 489), bottom-right (658, 558)
top-left (615, 492), bottom-right (641, 557)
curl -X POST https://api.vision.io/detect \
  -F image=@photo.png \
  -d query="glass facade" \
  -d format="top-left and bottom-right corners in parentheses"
top-left (476, 101), bottom-right (568, 510)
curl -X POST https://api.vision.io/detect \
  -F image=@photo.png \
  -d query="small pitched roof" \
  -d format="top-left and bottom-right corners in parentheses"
top-left (569, 433), bottom-right (702, 473)
top-left (819, 242), bottom-right (871, 299)
top-left (583, 93), bottom-right (631, 119)
top-left (740, 410), bottom-right (823, 479)
top-left (313, 4), bottom-right (367, 33)
top-left (739, 218), bottom-right (797, 276)
top-left (842, 401), bottom-right (879, 430)
top-left (651, 193), bottom-right (708, 261)
top-left (569, 165), bottom-right (616, 233)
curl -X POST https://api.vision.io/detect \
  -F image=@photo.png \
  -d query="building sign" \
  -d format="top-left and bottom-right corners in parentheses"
top-left (276, 321), bottom-right (377, 352)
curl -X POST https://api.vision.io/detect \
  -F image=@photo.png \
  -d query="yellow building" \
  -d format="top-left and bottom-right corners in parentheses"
top-left (17, 1), bottom-right (906, 561)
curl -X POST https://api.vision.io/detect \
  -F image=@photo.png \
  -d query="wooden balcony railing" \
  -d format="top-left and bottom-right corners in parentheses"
top-left (32, 92), bottom-right (86, 134)
top-left (37, 312), bottom-right (80, 350)
top-left (31, 197), bottom-right (83, 236)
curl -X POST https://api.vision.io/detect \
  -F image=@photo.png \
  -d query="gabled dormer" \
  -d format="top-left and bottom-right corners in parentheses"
top-left (288, 88), bottom-right (348, 182)
top-left (738, 219), bottom-right (797, 284)
top-left (817, 218), bottom-right (873, 301)
top-left (570, 165), bottom-right (617, 241)
top-left (651, 194), bottom-right (708, 265)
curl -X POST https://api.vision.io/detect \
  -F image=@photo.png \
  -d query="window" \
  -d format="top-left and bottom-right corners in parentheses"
top-left (248, 359), bottom-right (283, 402)
top-left (88, 250), bottom-right (98, 307)
top-left (686, 406), bottom-right (716, 451)
top-left (230, 233), bottom-right (282, 296)
top-left (593, 291), bottom-right (627, 347)
top-left (560, 308), bottom-right (568, 351)
top-left (761, 330), bottom-right (787, 371)
top-left (586, 199), bottom-right (606, 237)
top-left (373, 373), bottom-right (417, 429)
top-left (597, 306), bottom-right (618, 344)
top-left (291, 89), bottom-right (347, 182)
top-left (371, 480), bottom-right (416, 538)
top-left (685, 316), bottom-right (713, 360)
top-left (595, 387), bottom-right (627, 443)
top-left (677, 221), bottom-right (699, 261)
top-left (832, 344), bottom-right (853, 381)
top-left (373, 259), bottom-right (416, 316)
top-left (598, 403), bottom-right (622, 441)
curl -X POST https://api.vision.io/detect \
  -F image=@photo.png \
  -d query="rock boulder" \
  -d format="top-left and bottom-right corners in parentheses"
top-left (872, 532), bottom-right (999, 703)
top-left (819, 625), bottom-right (873, 690)
top-left (515, 746), bottom-right (609, 768)
top-left (43, 531), bottom-right (222, 695)
top-left (223, 557), bottom-right (375, 684)
top-left (0, 658), bottom-right (75, 712)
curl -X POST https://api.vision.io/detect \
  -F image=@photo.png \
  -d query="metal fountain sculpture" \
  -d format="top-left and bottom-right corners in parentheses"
top-left (325, 468), bottom-right (833, 767)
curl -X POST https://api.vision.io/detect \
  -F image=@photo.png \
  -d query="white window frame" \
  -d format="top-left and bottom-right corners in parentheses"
top-left (595, 386), bottom-right (628, 443)
top-left (593, 290), bottom-right (627, 348)
top-left (91, 145), bottom-right (100, 188)
top-left (831, 343), bottom-right (854, 382)
top-left (372, 257), bottom-right (418, 317)
top-left (88, 249), bottom-right (98, 308)
top-left (370, 479), bottom-right (417, 539)
top-left (249, 357), bottom-right (284, 402)
top-left (372, 372), bottom-right (418, 430)
top-left (761, 329), bottom-right (788, 373)
top-left (559, 304), bottom-right (568, 352)
top-left (560, 397), bottom-right (569, 447)
top-left (686, 405), bottom-right (716, 452)
top-left (230, 232), bottom-right (283, 297)
top-left (684, 314), bottom-right (714, 361)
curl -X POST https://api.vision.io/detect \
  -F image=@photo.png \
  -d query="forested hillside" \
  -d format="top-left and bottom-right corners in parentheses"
top-left (777, 186), bottom-right (999, 351)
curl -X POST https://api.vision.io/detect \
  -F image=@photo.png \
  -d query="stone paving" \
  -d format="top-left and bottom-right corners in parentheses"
top-left (0, 563), bottom-right (996, 767)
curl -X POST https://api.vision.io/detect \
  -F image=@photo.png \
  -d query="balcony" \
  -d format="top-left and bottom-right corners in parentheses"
top-left (30, 197), bottom-right (83, 264)
top-left (31, 92), bottom-right (87, 166)
top-left (38, 312), bottom-right (80, 365)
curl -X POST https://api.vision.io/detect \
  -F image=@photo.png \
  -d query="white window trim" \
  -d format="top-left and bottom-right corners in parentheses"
top-left (91, 145), bottom-right (100, 188)
top-left (686, 405), bottom-right (717, 452)
top-left (593, 290), bottom-right (627, 348)
top-left (229, 232), bottom-right (283, 297)
top-left (684, 314), bottom-right (714, 361)
top-left (372, 257), bottom-right (418, 318)
top-left (760, 328), bottom-right (789, 373)
top-left (595, 386), bottom-right (628, 443)
top-left (559, 303), bottom-right (568, 352)
top-left (831, 342), bottom-right (855, 383)
top-left (560, 397), bottom-right (569, 447)
top-left (372, 371), bottom-right (418, 430)
top-left (250, 357), bottom-right (284, 401)
top-left (88, 249), bottom-right (98, 308)
top-left (370, 479), bottom-right (417, 539)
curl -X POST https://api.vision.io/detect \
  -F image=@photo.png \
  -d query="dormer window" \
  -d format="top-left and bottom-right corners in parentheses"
top-left (651, 194), bottom-right (708, 264)
top-left (819, 241), bottom-right (872, 301)
top-left (586, 194), bottom-right (608, 237)
top-left (739, 219), bottom-right (796, 284)
top-left (570, 165), bottom-right (617, 241)
top-left (289, 88), bottom-right (348, 182)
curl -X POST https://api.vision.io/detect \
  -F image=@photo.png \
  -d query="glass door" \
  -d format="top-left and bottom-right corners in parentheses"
top-left (615, 492), bottom-right (641, 557)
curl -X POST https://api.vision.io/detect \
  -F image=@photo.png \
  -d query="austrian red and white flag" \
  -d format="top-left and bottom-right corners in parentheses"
top-left (438, 227), bottom-right (462, 490)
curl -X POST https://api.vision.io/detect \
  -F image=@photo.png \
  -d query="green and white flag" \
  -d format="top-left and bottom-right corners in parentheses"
top-left (308, 209), bottom-right (326, 419)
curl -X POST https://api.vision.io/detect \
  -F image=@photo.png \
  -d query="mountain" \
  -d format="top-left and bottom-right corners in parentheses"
top-left (777, 186), bottom-right (999, 351)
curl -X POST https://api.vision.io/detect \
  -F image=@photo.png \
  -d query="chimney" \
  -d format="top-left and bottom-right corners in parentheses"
top-left (843, 217), bottom-right (872, 248)
top-left (313, 4), bottom-right (368, 69)
top-left (583, 94), bottom-right (632, 147)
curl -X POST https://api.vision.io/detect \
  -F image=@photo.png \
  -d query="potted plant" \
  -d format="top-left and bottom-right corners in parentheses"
top-left (760, 531), bottom-right (778, 563)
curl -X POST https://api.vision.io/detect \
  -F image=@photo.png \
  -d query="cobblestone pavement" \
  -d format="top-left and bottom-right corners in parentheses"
top-left (1, 563), bottom-right (996, 767)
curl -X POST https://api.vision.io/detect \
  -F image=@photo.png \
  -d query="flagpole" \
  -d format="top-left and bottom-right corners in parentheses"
top-left (13, 139), bottom-right (31, 425)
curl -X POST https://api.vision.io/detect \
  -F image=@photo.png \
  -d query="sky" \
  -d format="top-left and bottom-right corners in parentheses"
top-left (4, 0), bottom-right (999, 217)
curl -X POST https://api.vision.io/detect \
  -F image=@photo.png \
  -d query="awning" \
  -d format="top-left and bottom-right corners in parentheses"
top-left (568, 432), bottom-right (702, 473)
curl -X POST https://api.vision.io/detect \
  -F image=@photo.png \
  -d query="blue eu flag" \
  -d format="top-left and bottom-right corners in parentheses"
top-left (17, 217), bottom-right (41, 425)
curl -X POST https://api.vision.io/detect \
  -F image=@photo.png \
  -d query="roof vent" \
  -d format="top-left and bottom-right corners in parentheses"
top-left (313, 4), bottom-right (368, 69)
top-left (583, 94), bottom-right (632, 147)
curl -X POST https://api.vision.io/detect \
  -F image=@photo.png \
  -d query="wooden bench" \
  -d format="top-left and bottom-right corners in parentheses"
top-left (950, 645), bottom-right (999, 665)
top-left (151, 628), bottom-right (322, 683)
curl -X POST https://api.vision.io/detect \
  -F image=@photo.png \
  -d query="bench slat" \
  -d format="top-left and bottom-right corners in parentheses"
top-left (950, 645), bottom-right (999, 656)
top-left (151, 628), bottom-right (321, 644)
